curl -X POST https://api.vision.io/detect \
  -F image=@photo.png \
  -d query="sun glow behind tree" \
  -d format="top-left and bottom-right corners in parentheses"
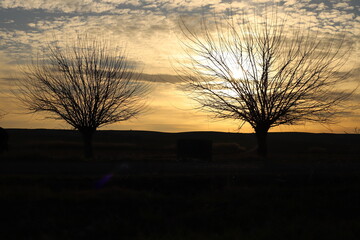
top-left (177, 8), bottom-right (354, 157)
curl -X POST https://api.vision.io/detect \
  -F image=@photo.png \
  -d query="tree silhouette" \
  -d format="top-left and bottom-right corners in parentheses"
top-left (19, 36), bottom-right (149, 158)
top-left (178, 12), bottom-right (353, 159)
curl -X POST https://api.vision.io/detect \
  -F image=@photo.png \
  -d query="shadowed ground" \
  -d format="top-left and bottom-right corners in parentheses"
top-left (0, 129), bottom-right (359, 239)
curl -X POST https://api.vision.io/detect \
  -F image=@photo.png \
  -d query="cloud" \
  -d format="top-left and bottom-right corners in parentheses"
top-left (140, 73), bottom-right (182, 83)
top-left (0, 0), bottom-right (225, 14)
top-left (0, 10), bottom-right (182, 73)
top-left (0, 0), bottom-right (116, 13)
top-left (0, 0), bottom-right (358, 76)
top-left (333, 2), bottom-right (354, 10)
top-left (0, 0), bottom-right (358, 73)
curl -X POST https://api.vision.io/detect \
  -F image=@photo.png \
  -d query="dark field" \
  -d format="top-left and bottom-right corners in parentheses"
top-left (0, 129), bottom-right (360, 239)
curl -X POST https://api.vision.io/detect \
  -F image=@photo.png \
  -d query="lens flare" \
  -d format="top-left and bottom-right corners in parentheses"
top-left (95, 173), bottom-right (113, 189)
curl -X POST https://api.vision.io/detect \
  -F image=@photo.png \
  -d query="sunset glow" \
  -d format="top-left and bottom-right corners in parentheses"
top-left (0, 0), bottom-right (359, 133)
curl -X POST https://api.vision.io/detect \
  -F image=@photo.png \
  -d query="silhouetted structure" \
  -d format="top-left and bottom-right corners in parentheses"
top-left (18, 35), bottom-right (149, 158)
top-left (178, 10), bottom-right (353, 158)
top-left (177, 139), bottom-right (212, 162)
top-left (0, 127), bottom-right (8, 154)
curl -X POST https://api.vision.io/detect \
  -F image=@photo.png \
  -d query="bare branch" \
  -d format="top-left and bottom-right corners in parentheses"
top-left (17, 35), bottom-right (150, 158)
top-left (177, 10), bottom-right (353, 157)
top-left (18, 35), bottom-right (149, 131)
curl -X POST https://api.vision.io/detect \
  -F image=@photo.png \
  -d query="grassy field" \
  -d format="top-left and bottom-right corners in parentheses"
top-left (0, 129), bottom-right (359, 239)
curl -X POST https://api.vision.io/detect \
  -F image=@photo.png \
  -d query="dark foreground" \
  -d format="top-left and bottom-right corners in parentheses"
top-left (1, 168), bottom-right (360, 240)
top-left (0, 129), bottom-right (359, 239)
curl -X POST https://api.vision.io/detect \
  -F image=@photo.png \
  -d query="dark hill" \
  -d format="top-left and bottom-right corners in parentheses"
top-left (2, 129), bottom-right (359, 162)
top-left (3, 129), bottom-right (360, 161)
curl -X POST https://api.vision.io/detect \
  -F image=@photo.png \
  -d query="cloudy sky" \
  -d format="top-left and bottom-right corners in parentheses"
top-left (0, 0), bottom-right (359, 133)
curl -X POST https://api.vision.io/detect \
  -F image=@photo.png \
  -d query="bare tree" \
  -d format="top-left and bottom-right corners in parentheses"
top-left (19, 36), bottom-right (149, 158)
top-left (178, 11), bottom-right (353, 158)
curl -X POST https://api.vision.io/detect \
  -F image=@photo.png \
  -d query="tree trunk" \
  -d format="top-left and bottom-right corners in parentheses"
top-left (80, 129), bottom-right (95, 159)
top-left (255, 125), bottom-right (269, 159)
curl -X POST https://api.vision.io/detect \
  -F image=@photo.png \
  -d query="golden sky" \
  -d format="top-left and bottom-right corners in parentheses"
top-left (0, 0), bottom-right (359, 133)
